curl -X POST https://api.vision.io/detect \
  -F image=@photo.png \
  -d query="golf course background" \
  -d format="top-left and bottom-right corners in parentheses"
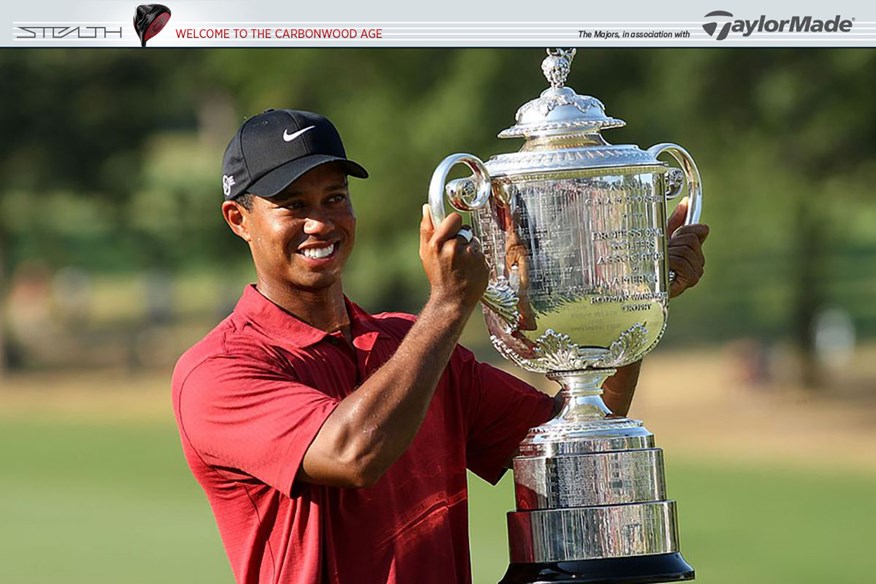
top-left (2, 344), bottom-right (875, 584)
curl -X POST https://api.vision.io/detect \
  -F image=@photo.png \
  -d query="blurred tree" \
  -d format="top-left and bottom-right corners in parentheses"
top-left (628, 49), bottom-right (876, 387)
top-left (3, 49), bottom-right (876, 382)
top-left (0, 50), bottom-right (198, 371)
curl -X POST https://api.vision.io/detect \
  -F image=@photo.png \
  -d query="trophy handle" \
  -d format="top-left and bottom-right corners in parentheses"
top-left (428, 153), bottom-right (492, 225)
top-left (646, 143), bottom-right (703, 225)
top-left (428, 154), bottom-right (521, 331)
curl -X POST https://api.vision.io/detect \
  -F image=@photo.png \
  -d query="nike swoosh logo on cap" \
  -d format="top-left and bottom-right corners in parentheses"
top-left (283, 125), bottom-right (315, 142)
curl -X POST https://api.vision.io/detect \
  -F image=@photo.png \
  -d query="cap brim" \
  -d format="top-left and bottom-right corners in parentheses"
top-left (247, 155), bottom-right (368, 198)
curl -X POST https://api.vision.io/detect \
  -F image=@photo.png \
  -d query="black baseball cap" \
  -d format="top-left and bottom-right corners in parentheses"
top-left (221, 109), bottom-right (368, 200)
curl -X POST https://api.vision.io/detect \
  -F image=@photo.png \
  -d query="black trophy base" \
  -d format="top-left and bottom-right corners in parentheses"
top-left (499, 552), bottom-right (695, 584)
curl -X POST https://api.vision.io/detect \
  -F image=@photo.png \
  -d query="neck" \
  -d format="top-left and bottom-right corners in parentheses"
top-left (256, 280), bottom-right (351, 340)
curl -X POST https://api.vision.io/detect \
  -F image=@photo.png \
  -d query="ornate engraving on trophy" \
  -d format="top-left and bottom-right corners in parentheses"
top-left (471, 173), bottom-right (669, 357)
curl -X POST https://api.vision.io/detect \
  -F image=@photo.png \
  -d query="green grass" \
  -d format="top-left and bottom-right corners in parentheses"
top-left (0, 417), bottom-right (231, 584)
top-left (1, 416), bottom-right (874, 584)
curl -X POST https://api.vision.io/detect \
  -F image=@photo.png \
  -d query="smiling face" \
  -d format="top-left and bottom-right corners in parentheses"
top-left (222, 162), bottom-right (356, 309)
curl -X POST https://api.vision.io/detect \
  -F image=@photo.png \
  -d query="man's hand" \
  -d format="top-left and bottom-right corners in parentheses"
top-left (666, 197), bottom-right (709, 299)
top-left (419, 204), bottom-right (489, 316)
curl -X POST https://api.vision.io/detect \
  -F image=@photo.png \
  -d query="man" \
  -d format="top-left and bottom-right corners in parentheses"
top-left (172, 109), bottom-right (708, 584)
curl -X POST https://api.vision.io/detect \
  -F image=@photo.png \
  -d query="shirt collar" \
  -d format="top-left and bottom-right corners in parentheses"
top-left (234, 284), bottom-right (382, 350)
top-left (345, 298), bottom-right (381, 352)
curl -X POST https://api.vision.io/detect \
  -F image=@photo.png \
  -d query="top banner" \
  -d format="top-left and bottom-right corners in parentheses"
top-left (4, 0), bottom-right (874, 47)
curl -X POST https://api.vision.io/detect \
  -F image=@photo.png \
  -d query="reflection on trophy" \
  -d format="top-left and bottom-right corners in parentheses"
top-left (429, 49), bottom-right (702, 584)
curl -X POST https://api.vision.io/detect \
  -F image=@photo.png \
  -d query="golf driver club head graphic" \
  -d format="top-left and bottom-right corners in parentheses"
top-left (133, 4), bottom-right (171, 47)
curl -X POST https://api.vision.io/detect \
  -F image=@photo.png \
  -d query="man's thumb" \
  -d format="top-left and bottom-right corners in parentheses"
top-left (667, 196), bottom-right (688, 236)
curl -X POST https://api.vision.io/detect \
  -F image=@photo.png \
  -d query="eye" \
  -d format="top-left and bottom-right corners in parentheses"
top-left (326, 192), bottom-right (348, 205)
top-left (281, 199), bottom-right (307, 211)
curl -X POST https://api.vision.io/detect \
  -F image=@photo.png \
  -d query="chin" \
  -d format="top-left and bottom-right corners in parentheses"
top-left (289, 273), bottom-right (342, 293)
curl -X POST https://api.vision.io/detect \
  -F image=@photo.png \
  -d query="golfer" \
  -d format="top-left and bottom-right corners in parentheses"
top-left (172, 109), bottom-right (709, 584)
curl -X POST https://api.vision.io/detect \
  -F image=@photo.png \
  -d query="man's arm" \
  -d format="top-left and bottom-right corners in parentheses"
top-left (298, 205), bottom-right (488, 489)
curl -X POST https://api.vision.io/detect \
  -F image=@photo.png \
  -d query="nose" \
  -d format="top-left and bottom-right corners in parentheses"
top-left (303, 214), bottom-right (333, 236)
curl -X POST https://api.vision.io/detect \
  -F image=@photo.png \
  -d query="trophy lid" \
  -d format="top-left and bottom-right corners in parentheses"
top-left (486, 49), bottom-right (664, 177)
top-left (498, 49), bottom-right (626, 140)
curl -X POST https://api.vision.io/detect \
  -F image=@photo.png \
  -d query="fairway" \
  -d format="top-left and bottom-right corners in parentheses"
top-left (1, 411), bottom-right (875, 584)
top-left (0, 417), bottom-right (231, 583)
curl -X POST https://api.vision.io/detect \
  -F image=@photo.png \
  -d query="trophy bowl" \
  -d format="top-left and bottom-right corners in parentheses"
top-left (429, 49), bottom-right (702, 584)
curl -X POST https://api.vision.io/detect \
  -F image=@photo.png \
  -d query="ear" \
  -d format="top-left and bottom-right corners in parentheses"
top-left (221, 200), bottom-right (252, 242)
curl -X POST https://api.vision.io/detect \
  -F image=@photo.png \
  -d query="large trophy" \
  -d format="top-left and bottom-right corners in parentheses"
top-left (429, 49), bottom-right (702, 584)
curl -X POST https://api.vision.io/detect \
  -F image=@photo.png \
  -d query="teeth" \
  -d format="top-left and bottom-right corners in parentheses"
top-left (301, 244), bottom-right (334, 259)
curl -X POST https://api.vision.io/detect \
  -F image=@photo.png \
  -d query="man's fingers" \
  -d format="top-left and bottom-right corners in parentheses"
top-left (666, 215), bottom-right (709, 299)
top-left (668, 250), bottom-right (703, 279)
top-left (668, 255), bottom-right (701, 298)
top-left (667, 244), bottom-right (704, 298)
top-left (677, 249), bottom-right (705, 273)
top-left (669, 271), bottom-right (699, 298)
top-left (419, 204), bottom-right (435, 257)
top-left (666, 197), bottom-right (689, 236)
top-left (433, 212), bottom-right (464, 244)
top-left (669, 277), bottom-right (688, 299)
top-left (421, 203), bottom-right (435, 231)
top-left (668, 233), bottom-right (706, 268)
top-left (672, 223), bottom-right (710, 244)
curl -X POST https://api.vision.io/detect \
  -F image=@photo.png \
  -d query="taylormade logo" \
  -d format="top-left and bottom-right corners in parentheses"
top-left (703, 10), bottom-right (854, 40)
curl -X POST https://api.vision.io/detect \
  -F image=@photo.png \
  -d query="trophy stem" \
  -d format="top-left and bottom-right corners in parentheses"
top-left (547, 369), bottom-right (617, 424)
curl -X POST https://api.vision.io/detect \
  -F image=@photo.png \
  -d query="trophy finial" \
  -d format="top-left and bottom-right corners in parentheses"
top-left (500, 48), bottom-right (624, 140)
top-left (542, 48), bottom-right (576, 89)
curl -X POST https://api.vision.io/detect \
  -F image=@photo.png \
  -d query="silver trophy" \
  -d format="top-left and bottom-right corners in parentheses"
top-left (429, 49), bottom-right (701, 584)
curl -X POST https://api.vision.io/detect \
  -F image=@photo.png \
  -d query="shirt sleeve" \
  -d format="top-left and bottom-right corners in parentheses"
top-left (176, 354), bottom-right (339, 496)
top-left (448, 345), bottom-right (555, 484)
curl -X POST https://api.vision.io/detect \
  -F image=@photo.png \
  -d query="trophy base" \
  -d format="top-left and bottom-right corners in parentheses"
top-left (499, 552), bottom-right (695, 584)
top-left (502, 373), bottom-right (693, 584)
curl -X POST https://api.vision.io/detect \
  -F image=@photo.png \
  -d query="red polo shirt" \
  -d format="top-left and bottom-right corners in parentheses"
top-left (172, 285), bottom-right (554, 584)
